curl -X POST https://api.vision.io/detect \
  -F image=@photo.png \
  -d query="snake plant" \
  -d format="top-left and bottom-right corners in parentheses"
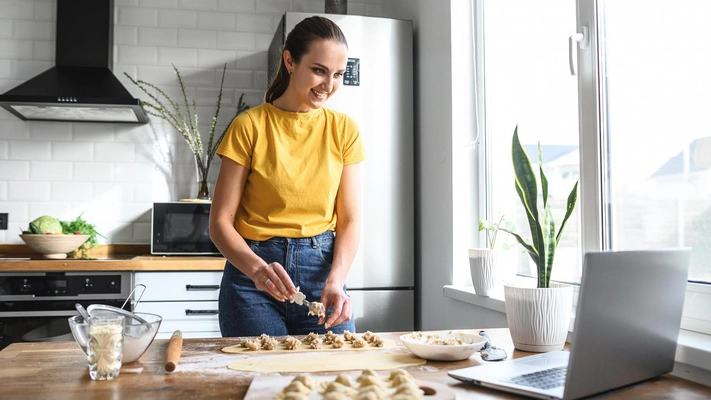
top-left (500, 126), bottom-right (579, 288)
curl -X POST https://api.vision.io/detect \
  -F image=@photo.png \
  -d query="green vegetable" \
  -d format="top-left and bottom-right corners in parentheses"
top-left (29, 215), bottom-right (63, 234)
top-left (29, 222), bottom-right (42, 234)
top-left (60, 214), bottom-right (104, 259)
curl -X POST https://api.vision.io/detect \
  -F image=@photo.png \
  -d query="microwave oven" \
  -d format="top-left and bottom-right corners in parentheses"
top-left (151, 202), bottom-right (221, 255)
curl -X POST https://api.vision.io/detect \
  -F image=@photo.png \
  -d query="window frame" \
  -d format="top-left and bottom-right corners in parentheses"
top-left (469, 0), bottom-right (711, 336)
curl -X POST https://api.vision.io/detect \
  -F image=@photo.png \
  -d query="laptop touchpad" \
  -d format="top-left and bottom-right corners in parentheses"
top-left (520, 352), bottom-right (569, 366)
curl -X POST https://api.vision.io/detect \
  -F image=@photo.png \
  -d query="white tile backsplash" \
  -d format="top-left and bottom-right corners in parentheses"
top-left (51, 181), bottom-right (92, 201)
top-left (13, 20), bottom-right (54, 40)
top-left (8, 181), bottom-right (51, 201)
top-left (1, 0), bottom-right (35, 19)
top-left (93, 182), bottom-right (134, 202)
top-left (10, 140), bottom-right (50, 160)
top-left (138, 27), bottom-right (179, 46)
top-left (0, 120), bottom-right (30, 139)
top-left (179, 0), bottom-right (218, 11)
top-left (73, 162), bottom-right (114, 182)
top-left (33, 0), bottom-right (55, 20)
top-left (141, 0), bottom-right (179, 9)
top-left (0, 20), bottom-right (12, 39)
top-left (158, 47), bottom-right (197, 66)
top-left (14, 60), bottom-right (52, 79)
top-left (0, 0), bottom-right (387, 244)
top-left (0, 39), bottom-right (33, 59)
top-left (95, 142), bottom-right (136, 162)
top-left (217, 31), bottom-right (255, 51)
top-left (256, 0), bottom-right (293, 15)
top-left (27, 201), bottom-right (70, 223)
top-left (218, 0), bottom-right (256, 13)
top-left (32, 40), bottom-right (54, 60)
top-left (30, 122), bottom-right (71, 141)
top-left (0, 160), bottom-right (30, 180)
top-left (114, 162), bottom-right (154, 182)
top-left (52, 142), bottom-right (93, 161)
top-left (73, 123), bottom-right (116, 142)
top-left (235, 14), bottom-right (275, 34)
top-left (132, 221), bottom-right (151, 242)
top-left (196, 48), bottom-right (238, 68)
top-left (159, 9), bottom-right (197, 29)
top-left (119, 7), bottom-right (159, 27)
top-left (115, 25), bottom-right (139, 45)
top-left (118, 45), bottom-right (159, 65)
top-left (177, 28), bottom-right (217, 49)
top-left (30, 161), bottom-right (71, 181)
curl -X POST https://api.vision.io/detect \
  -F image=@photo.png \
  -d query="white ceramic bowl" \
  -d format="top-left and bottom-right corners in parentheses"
top-left (68, 312), bottom-right (162, 364)
top-left (400, 330), bottom-right (487, 361)
top-left (20, 234), bottom-right (90, 259)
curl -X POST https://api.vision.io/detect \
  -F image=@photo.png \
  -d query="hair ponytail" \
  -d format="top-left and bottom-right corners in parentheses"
top-left (265, 54), bottom-right (291, 104)
top-left (264, 16), bottom-right (347, 104)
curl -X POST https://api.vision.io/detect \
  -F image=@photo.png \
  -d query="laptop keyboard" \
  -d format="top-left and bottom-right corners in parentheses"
top-left (503, 366), bottom-right (567, 390)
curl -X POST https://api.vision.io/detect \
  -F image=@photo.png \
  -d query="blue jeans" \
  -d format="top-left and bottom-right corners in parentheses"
top-left (218, 230), bottom-right (355, 337)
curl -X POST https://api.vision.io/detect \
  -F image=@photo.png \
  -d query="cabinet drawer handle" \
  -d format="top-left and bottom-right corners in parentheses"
top-left (185, 309), bottom-right (219, 315)
top-left (185, 284), bottom-right (220, 291)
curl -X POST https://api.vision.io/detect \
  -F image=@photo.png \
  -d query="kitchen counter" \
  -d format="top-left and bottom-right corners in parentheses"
top-left (0, 244), bottom-right (226, 271)
top-left (0, 329), bottom-right (708, 399)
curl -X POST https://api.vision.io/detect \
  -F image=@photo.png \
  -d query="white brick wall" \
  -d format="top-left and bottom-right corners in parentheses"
top-left (0, 0), bottom-right (391, 244)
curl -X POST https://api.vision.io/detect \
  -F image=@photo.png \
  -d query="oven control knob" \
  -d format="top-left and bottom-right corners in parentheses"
top-left (83, 278), bottom-right (93, 291)
top-left (20, 279), bottom-right (31, 293)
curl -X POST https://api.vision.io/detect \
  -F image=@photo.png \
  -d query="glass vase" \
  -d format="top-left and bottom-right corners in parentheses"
top-left (197, 179), bottom-right (211, 200)
top-left (194, 155), bottom-right (212, 200)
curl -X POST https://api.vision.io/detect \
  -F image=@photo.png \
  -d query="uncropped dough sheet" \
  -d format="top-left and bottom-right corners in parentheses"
top-left (227, 352), bottom-right (426, 373)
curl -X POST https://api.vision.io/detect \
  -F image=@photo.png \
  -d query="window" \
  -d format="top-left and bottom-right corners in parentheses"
top-left (600, 0), bottom-right (711, 284)
top-left (474, 0), bottom-right (711, 333)
top-left (481, 0), bottom-right (582, 284)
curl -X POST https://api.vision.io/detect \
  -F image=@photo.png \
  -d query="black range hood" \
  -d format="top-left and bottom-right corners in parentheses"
top-left (0, 0), bottom-right (147, 123)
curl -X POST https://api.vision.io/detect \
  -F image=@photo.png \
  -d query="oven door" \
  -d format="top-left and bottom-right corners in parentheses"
top-left (0, 299), bottom-right (126, 351)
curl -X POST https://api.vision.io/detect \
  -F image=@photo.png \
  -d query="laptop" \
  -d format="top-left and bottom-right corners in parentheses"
top-left (448, 249), bottom-right (691, 400)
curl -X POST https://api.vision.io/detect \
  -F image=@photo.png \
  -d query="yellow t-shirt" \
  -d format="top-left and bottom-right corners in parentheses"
top-left (217, 103), bottom-right (366, 240)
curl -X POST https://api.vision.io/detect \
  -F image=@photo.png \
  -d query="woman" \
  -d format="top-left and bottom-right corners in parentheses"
top-left (210, 16), bottom-right (365, 337)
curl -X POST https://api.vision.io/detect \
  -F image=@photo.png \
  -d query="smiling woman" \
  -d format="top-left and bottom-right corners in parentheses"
top-left (209, 16), bottom-right (367, 338)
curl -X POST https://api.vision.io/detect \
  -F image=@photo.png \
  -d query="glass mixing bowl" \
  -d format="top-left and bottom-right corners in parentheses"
top-left (68, 311), bottom-right (162, 364)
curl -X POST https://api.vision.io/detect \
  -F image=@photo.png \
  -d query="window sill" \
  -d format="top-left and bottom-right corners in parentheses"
top-left (444, 284), bottom-right (711, 384)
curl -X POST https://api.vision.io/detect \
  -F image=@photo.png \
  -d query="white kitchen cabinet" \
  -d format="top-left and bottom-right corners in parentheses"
top-left (133, 271), bottom-right (223, 339)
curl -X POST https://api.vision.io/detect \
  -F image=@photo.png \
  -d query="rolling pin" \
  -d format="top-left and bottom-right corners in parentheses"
top-left (164, 330), bottom-right (183, 372)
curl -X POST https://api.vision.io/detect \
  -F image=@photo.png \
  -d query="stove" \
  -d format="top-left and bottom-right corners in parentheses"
top-left (0, 271), bottom-right (132, 350)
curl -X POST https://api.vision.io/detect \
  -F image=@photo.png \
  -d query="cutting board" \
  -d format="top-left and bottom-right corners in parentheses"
top-left (244, 375), bottom-right (456, 400)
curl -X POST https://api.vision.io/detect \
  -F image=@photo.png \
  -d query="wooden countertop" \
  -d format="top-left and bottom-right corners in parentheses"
top-left (0, 244), bottom-right (226, 271)
top-left (1, 329), bottom-right (708, 399)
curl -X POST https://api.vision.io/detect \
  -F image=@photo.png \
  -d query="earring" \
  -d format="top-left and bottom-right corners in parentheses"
top-left (288, 70), bottom-right (292, 75)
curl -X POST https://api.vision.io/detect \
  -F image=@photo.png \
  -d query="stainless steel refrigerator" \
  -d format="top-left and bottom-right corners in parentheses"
top-left (269, 12), bottom-right (415, 333)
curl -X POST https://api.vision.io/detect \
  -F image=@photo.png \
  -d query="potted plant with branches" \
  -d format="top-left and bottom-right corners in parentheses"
top-left (499, 125), bottom-right (579, 352)
top-left (468, 215), bottom-right (515, 297)
top-left (124, 64), bottom-right (249, 200)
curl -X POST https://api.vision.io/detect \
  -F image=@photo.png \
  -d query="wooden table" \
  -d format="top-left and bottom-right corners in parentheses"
top-left (0, 329), bottom-right (708, 399)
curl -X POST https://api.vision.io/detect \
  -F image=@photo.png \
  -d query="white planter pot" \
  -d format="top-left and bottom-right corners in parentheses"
top-left (504, 282), bottom-right (573, 352)
top-left (468, 248), bottom-right (498, 297)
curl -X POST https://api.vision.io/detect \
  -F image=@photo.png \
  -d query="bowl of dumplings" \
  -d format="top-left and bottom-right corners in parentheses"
top-left (400, 330), bottom-right (487, 361)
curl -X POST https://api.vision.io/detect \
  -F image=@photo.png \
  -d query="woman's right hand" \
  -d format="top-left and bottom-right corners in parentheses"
top-left (253, 261), bottom-right (296, 302)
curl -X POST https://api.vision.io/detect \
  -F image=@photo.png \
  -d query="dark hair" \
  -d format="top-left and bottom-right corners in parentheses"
top-left (265, 16), bottom-right (348, 103)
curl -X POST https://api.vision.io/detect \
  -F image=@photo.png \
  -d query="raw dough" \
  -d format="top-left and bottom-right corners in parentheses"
top-left (222, 338), bottom-right (396, 354)
top-left (227, 353), bottom-right (426, 373)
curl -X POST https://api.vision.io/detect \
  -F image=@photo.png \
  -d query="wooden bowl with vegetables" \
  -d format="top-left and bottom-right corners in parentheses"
top-left (20, 215), bottom-right (100, 259)
top-left (20, 234), bottom-right (91, 259)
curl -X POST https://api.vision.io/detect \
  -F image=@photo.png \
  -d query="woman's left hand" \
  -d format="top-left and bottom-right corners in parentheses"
top-left (320, 281), bottom-right (351, 329)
